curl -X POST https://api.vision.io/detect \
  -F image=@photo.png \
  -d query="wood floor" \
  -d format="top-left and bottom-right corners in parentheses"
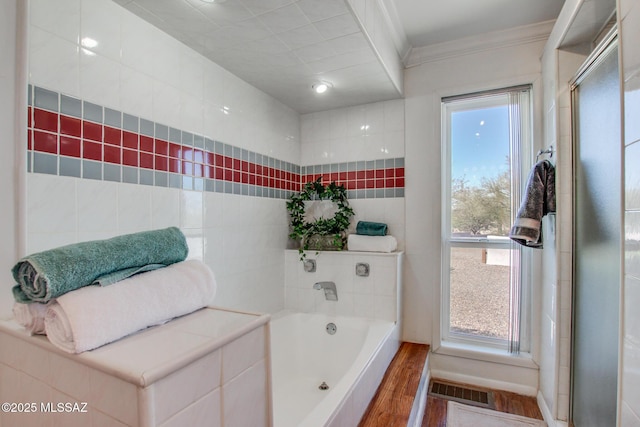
top-left (359, 342), bottom-right (430, 427)
top-left (358, 342), bottom-right (544, 427)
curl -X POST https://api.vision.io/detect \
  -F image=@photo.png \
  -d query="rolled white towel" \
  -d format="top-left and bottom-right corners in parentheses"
top-left (347, 234), bottom-right (398, 253)
top-left (13, 302), bottom-right (49, 335)
top-left (44, 260), bottom-right (216, 354)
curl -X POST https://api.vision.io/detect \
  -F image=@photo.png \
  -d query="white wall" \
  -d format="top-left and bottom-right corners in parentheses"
top-left (22, 0), bottom-right (300, 314)
top-left (0, 0), bottom-right (25, 319)
top-left (402, 26), bottom-right (547, 393)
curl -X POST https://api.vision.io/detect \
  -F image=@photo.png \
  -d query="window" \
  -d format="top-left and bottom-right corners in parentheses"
top-left (441, 86), bottom-right (532, 354)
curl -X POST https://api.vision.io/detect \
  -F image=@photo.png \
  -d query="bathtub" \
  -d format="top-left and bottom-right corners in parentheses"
top-left (270, 311), bottom-right (398, 427)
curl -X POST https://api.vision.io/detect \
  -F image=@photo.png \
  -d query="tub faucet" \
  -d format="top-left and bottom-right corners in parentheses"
top-left (313, 281), bottom-right (338, 301)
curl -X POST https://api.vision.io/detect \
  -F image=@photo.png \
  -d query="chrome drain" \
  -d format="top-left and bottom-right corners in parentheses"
top-left (326, 322), bottom-right (337, 335)
top-left (319, 382), bottom-right (329, 390)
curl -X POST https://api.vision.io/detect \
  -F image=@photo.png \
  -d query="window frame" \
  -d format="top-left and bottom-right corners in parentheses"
top-left (440, 86), bottom-right (533, 355)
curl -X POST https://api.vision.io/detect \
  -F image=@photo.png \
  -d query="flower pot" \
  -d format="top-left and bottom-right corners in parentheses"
top-left (303, 234), bottom-right (345, 251)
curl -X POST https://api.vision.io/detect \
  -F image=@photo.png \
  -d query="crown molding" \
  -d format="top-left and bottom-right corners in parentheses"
top-left (378, 0), bottom-right (412, 65)
top-left (405, 20), bottom-right (556, 68)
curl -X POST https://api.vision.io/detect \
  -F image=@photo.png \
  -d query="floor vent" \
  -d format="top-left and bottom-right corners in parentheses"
top-left (429, 381), bottom-right (495, 409)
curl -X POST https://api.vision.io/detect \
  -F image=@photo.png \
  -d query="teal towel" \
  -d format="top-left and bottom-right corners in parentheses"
top-left (356, 221), bottom-right (388, 236)
top-left (12, 227), bottom-right (188, 303)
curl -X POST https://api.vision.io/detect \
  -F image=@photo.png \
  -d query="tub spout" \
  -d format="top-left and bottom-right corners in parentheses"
top-left (313, 281), bottom-right (338, 301)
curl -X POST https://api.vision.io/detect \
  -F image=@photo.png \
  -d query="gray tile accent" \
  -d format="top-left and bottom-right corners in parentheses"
top-left (140, 119), bottom-right (154, 137)
top-left (28, 85), bottom-right (33, 106)
top-left (356, 190), bottom-right (366, 199)
top-left (385, 158), bottom-right (395, 168)
top-left (59, 156), bottom-right (81, 177)
top-left (122, 166), bottom-right (138, 184)
top-left (233, 146), bottom-right (240, 160)
top-left (168, 127), bottom-right (181, 143)
top-left (193, 178), bottom-right (204, 191)
top-left (214, 180), bottom-right (224, 193)
top-left (248, 186), bottom-right (256, 197)
top-left (27, 152), bottom-right (32, 173)
top-left (139, 169), bottom-right (154, 185)
top-left (395, 157), bottom-right (404, 167)
top-left (60, 95), bottom-right (82, 118)
top-left (224, 181), bottom-right (232, 194)
top-left (375, 189), bottom-right (385, 198)
top-left (256, 153), bottom-right (263, 165)
top-left (154, 123), bottom-right (168, 140)
top-left (205, 138), bottom-right (215, 152)
top-left (83, 101), bottom-right (103, 123)
top-left (224, 143), bottom-right (233, 157)
top-left (33, 152), bottom-right (58, 175)
top-left (241, 149), bottom-right (248, 161)
top-left (347, 190), bottom-right (356, 199)
top-left (395, 188), bottom-right (404, 197)
top-left (123, 114), bottom-right (139, 132)
top-left (194, 135), bottom-right (204, 149)
top-left (366, 189), bottom-right (375, 199)
top-left (375, 159), bottom-right (385, 169)
top-left (215, 140), bottom-right (225, 155)
top-left (348, 162), bottom-right (356, 171)
top-left (255, 187), bottom-right (262, 197)
top-left (241, 184), bottom-right (248, 195)
top-left (322, 164), bottom-right (330, 173)
top-left (182, 176), bottom-right (193, 190)
top-left (169, 173), bottom-right (181, 189)
top-left (181, 131), bottom-right (193, 145)
top-left (205, 179), bottom-right (215, 192)
top-left (249, 151), bottom-right (256, 163)
top-left (82, 160), bottom-right (102, 180)
top-left (34, 87), bottom-right (59, 112)
top-left (104, 108), bottom-right (122, 128)
top-left (154, 171), bottom-right (168, 187)
top-left (363, 160), bottom-right (372, 170)
top-left (268, 157), bottom-right (275, 168)
top-left (104, 164), bottom-right (121, 182)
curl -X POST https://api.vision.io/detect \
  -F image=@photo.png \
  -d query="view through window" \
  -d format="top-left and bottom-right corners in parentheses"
top-left (442, 87), bottom-right (531, 352)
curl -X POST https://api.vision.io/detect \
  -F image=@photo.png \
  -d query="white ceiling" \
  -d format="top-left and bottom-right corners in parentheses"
top-left (114, 0), bottom-right (566, 114)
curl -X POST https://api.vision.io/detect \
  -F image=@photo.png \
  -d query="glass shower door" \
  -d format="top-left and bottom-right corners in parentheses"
top-left (570, 38), bottom-right (621, 426)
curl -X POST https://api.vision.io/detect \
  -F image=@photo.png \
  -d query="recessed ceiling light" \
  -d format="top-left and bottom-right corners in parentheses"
top-left (312, 81), bottom-right (332, 94)
top-left (201, 0), bottom-right (226, 3)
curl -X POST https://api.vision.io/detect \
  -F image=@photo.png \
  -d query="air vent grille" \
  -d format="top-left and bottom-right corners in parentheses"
top-left (429, 381), bottom-right (494, 409)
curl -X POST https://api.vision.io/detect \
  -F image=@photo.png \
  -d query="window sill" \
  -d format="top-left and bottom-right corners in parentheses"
top-left (434, 341), bottom-right (538, 369)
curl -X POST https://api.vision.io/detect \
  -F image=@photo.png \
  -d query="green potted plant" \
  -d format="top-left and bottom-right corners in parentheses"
top-left (286, 177), bottom-right (354, 258)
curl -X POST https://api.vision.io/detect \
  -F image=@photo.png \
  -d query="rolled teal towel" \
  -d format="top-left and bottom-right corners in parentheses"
top-left (356, 221), bottom-right (388, 236)
top-left (12, 227), bottom-right (188, 303)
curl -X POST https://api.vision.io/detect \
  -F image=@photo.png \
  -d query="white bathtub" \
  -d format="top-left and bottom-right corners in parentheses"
top-left (270, 311), bottom-right (398, 427)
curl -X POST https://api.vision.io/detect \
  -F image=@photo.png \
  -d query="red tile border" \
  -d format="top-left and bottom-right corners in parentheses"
top-left (28, 107), bottom-right (404, 195)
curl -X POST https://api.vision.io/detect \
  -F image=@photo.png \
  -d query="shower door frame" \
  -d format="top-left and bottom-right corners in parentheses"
top-left (569, 27), bottom-right (623, 426)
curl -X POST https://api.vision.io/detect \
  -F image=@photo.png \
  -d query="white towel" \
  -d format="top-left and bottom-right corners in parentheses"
top-left (347, 234), bottom-right (398, 253)
top-left (13, 302), bottom-right (49, 335)
top-left (44, 260), bottom-right (216, 353)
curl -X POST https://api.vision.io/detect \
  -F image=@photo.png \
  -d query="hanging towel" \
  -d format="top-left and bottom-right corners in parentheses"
top-left (356, 221), bottom-right (388, 236)
top-left (12, 227), bottom-right (188, 303)
top-left (509, 160), bottom-right (556, 248)
top-left (43, 260), bottom-right (216, 353)
top-left (347, 234), bottom-right (398, 252)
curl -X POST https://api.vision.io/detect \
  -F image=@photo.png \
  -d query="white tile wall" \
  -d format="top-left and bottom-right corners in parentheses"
top-left (284, 250), bottom-right (402, 322)
top-left (300, 99), bottom-right (405, 165)
top-left (25, 0), bottom-right (300, 314)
